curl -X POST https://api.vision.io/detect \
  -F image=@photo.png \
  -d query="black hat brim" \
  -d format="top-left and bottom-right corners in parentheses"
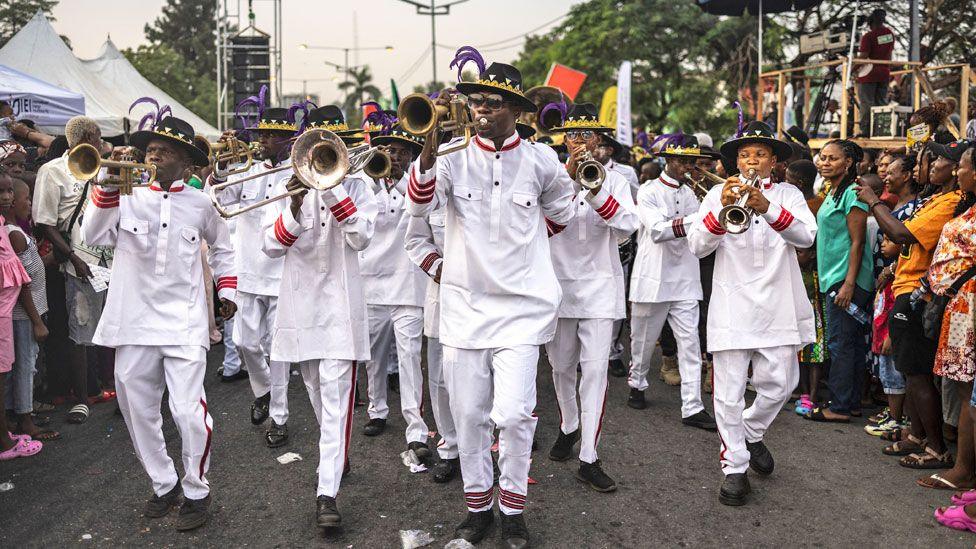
top-left (719, 136), bottom-right (793, 164)
top-left (657, 151), bottom-right (712, 160)
top-left (550, 124), bottom-right (614, 133)
top-left (516, 123), bottom-right (536, 140)
top-left (372, 134), bottom-right (423, 154)
top-left (455, 82), bottom-right (538, 113)
top-left (130, 130), bottom-right (209, 167)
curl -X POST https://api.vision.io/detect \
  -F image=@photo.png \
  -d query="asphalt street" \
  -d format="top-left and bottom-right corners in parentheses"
top-left (1, 343), bottom-right (972, 548)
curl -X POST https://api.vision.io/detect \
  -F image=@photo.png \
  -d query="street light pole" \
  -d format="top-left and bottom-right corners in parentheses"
top-left (396, 0), bottom-right (471, 90)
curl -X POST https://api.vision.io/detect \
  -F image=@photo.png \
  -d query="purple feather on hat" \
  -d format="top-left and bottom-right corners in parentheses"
top-left (362, 102), bottom-right (397, 135)
top-left (733, 101), bottom-right (744, 138)
top-left (449, 46), bottom-right (486, 82)
top-left (540, 100), bottom-right (569, 126)
top-left (235, 84), bottom-right (270, 131)
top-left (129, 97), bottom-right (172, 130)
top-left (636, 130), bottom-right (650, 151)
top-left (649, 132), bottom-right (686, 151)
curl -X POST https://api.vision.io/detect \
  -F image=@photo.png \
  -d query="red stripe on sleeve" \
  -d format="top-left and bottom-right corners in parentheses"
top-left (216, 276), bottom-right (237, 290)
top-left (91, 187), bottom-right (120, 208)
top-left (330, 197), bottom-right (358, 222)
top-left (703, 212), bottom-right (726, 235)
top-left (273, 215), bottom-right (298, 246)
top-left (769, 208), bottom-right (794, 231)
top-left (595, 195), bottom-right (619, 220)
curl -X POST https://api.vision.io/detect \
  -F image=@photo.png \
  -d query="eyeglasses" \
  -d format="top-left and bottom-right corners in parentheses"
top-left (566, 130), bottom-right (595, 140)
top-left (466, 93), bottom-right (507, 110)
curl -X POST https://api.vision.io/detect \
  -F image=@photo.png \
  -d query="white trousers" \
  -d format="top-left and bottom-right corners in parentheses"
top-left (444, 344), bottom-right (538, 516)
top-left (115, 345), bottom-right (213, 500)
top-left (628, 301), bottom-right (704, 418)
top-left (233, 292), bottom-right (290, 424)
top-left (427, 337), bottom-right (458, 459)
top-left (544, 318), bottom-right (612, 463)
top-left (365, 304), bottom-right (428, 443)
top-left (221, 316), bottom-right (242, 374)
top-left (712, 345), bottom-right (798, 475)
top-left (298, 359), bottom-right (357, 497)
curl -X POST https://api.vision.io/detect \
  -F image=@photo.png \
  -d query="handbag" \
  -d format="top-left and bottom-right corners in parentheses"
top-left (922, 265), bottom-right (976, 340)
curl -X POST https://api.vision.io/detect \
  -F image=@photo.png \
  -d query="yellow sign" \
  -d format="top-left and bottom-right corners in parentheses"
top-left (600, 86), bottom-right (617, 129)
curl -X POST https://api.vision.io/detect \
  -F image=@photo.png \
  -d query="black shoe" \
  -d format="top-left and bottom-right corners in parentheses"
top-left (316, 495), bottom-right (341, 527)
top-left (265, 420), bottom-right (288, 448)
top-left (746, 440), bottom-right (774, 476)
top-left (682, 410), bottom-right (717, 431)
top-left (175, 495), bottom-right (211, 531)
top-left (220, 369), bottom-right (249, 383)
top-left (608, 359), bottom-right (627, 378)
top-left (576, 460), bottom-right (617, 493)
top-left (408, 441), bottom-right (431, 460)
top-left (362, 418), bottom-right (386, 437)
top-left (500, 513), bottom-right (530, 549)
top-left (548, 428), bottom-right (580, 461)
top-left (718, 473), bottom-right (751, 506)
top-left (455, 510), bottom-right (494, 544)
top-left (627, 388), bottom-right (647, 410)
top-left (250, 392), bottom-right (270, 425)
top-left (388, 373), bottom-right (400, 393)
top-left (145, 484), bottom-right (182, 518)
top-left (431, 457), bottom-right (459, 483)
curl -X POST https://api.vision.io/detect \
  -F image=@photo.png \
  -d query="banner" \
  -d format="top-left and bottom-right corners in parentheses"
top-left (599, 86), bottom-right (617, 129)
top-left (543, 63), bottom-right (587, 101)
top-left (390, 79), bottom-right (400, 109)
top-left (616, 60), bottom-right (632, 146)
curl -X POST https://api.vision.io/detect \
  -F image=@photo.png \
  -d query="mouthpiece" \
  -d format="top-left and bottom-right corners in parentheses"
top-left (478, 118), bottom-right (488, 127)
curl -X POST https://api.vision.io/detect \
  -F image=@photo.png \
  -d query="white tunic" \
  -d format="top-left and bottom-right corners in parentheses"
top-left (262, 176), bottom-right (377, 362)
top-left (406, 132), bottom-right (577, 349)
top-left (608, 160), bottom-right (640, 202)
top-left (630, 173), bottom-right (704, 304)
top-left (211, 160), bottom-right (291, 296)
top-left (549, 170), bottom-right (639, 319)
top-left (687, 179), bottom-right (817, 352)
top-left (81, 181), bottom-right (236, 348)
top-left (404, 205), bottom-right (446, 338)
top-left (359, 173), bottom-right (428, 307)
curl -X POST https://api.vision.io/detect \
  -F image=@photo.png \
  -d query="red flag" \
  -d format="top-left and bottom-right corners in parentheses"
top-left (544, 63), bottom-right (587, 101)
top-left (361, 102), bottom-right (379, 143)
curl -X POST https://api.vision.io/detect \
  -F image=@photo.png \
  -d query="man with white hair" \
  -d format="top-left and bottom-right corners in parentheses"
top-left (33, 115), bottom-right (108, 426)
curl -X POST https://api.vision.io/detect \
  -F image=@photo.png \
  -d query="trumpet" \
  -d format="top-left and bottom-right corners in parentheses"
top-left (397, 93), bottom-right (488, 156)
top-left (209, 129), bottom-right (379, 218)
top-left (195, 135), bottom-right (257, 177)
top-left (67, 143), bottom-right (156, 194)
top-left (718, 168), bottom-right (761, 234)
top-left (352, 147), bottom-right (392, 180)
top-left (577, 149), bottom-right (606, 191)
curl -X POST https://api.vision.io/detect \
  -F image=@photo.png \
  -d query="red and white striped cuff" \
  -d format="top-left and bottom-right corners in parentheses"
top-left (216, 276), bottom-right (237, 291)
top-left (498, 488), bottom-right (526, 511)
top-left (465, 489), bottom-right (493, 510)
top-left (330, 196), bottom-right (358, 222)
top-left (273, 214), bottom-right (299, 247)
top-left (766, 205), bottom-right (795, 232)
top-left (595, 195), bottom-right (620, 220)
top-left (703, 211), bottom-right (726, 235)
top-left (420, 252), bottom-right (442, 277)
top-left (671, 217), bottom-right (687, 238)
top-left (407, 165), bottom-right (435, 204)
top-left (91, 186), bottom-right (120, 208)
top-left (545, 217), bottom-right (566, 237)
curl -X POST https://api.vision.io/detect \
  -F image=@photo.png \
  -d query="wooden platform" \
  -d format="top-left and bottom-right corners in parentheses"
top-left (808, 137), bottom-right (906, 150)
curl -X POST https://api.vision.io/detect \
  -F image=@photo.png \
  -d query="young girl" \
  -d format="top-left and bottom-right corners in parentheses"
top-left (5, 177), bottom-right (54, 440)
top-left (864, 236), bottom-right (906, 436)
top-left (0, 173), bottom-right (42, 460)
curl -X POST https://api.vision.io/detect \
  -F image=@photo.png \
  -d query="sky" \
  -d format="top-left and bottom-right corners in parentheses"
top-left (50, 0), bottom-right (582, 105)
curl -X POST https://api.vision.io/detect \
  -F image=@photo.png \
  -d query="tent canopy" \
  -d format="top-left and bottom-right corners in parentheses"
top-left (0, 63), bottom-right (84, 132)
top-left (0, 12), bottom-right (218, 139)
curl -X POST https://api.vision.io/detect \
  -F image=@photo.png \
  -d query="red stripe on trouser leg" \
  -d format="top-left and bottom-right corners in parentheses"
top-left (465, 488), bottom-right (493, 510)
top-left (199, 398), bottom-right (212, 479)
top-left (593, 378), bottom-right (609, 451)
top-left (710, 363), bottom-right (729, 468)
top-left (343, 362), bottom-right (357, 471)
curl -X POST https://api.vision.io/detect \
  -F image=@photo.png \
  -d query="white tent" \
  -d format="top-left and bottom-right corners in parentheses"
top-left (83, 40), bottom-right (219, 139)
top-left (0, 12), bottom-right (218, 139)
top-left (0, 64), bottom-right (84, 133)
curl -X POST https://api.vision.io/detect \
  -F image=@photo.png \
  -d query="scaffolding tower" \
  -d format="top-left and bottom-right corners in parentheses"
top-left (216, 0), bottom-right (282, 131)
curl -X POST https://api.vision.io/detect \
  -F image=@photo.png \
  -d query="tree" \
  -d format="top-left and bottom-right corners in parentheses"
top-left (124, 44), bottom-right (217, 126)
top-left (338, 66), bottom-right (382, 126)
top-left (144, 0), bottom-right (219, 78)
top-left (0, 0), bottom-right (57, 46)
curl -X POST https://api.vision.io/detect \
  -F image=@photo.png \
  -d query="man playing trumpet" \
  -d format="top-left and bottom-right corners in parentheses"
top-left (687, 121), bottom-right (816, 507)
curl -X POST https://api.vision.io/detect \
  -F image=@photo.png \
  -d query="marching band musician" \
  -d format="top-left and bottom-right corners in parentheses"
top-left (597, 132), bottom-right (640, 200)
top-left (687, 121), bottom-right (817, 506)
top-left (358, 123), bottom-right (432, 459)
top-left (405, 51), bottom-right (579, 548)
top-left (626, 134), bottom-right (717, 432)
top-left (82, 116), bottom-right (236, 531)
top-left (262, 105), bottom-right (378, 529)
top-left (545, 104), bottom-right (640, 493)
top-left (209, 104), bottom-right (297, 446)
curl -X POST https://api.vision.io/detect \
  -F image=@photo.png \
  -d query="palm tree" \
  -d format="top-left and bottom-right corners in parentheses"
top-left (338, 66), bottom-right (382, 126)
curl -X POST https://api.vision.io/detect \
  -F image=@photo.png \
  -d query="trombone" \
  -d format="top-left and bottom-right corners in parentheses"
top-left (684, 169), bottom-right (717, 200)
top-left (67, 143), bottom-right (156, 194)
top-left (397, 93), bottom-right (488, 156)
top-left (209, 129), bottom-right (381, 218)
top-left (195, 135), bottom-right (258, 177)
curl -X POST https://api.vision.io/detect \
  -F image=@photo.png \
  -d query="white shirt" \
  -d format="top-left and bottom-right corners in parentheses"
top-left (608, 160), bottom-right (640, 202)
top-left (406, 131), bottom-right (578, 349)
top-left (630, 173), bottom-right (704, 303)
top-left (404, 205), bottom-right (446, 338)
top-left (549, 170), bottom-right (639, 319)
top-left (359, 173), bottom-right (428, 307)
top-left (211, 160), bottom-right (291, 296)
top-left (687, 179), bottom-right (817, 352)
top-left (263, 176), bottom-right (377, 362)
top-left (81, 180), bottom-right (236, 348)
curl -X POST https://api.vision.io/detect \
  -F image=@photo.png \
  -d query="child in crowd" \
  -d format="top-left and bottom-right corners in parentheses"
top-left (865, 235), bottom-right (906, 436)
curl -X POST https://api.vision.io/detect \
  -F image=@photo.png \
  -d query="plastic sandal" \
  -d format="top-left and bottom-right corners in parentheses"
top-left (951, 490), bottom-right (976, 506)
top-left (7, 432), bottom-right (31, 442)
top-left (67, 403), bottom-right (90, 424)
top-left (0, 438), bottom-right (43, 461)
top-left (935, 505), bottom-right (976, 533)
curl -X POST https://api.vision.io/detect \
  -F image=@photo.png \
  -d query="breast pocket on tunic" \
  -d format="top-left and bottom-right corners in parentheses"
top-left (119, 217), bottom-right (149, 253)
top-left (451, 186), bottom-right (483, 220)
top-left (178, 227), bottom-right (200, 263)
top-left (510, 191), bottom-right (538, 232)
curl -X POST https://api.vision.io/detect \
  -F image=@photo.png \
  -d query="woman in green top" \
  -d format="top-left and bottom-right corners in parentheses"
top-left (806, 140), bottom-right (873, 422)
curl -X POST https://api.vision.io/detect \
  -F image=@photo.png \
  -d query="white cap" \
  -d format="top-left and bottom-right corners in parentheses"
top-left (693, 132), bottom-right (713, 148)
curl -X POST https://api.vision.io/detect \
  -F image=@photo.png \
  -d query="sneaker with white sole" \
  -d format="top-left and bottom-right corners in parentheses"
top-left (864, 418), bottom-right (907, 436)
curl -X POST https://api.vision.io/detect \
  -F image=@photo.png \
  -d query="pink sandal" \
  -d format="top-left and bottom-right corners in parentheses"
top-left (935, 505), bottom-right (976, 533)
top-left (7, 432), bottom-right (31, 442)
top-left (952, 490), bottom-right (976, 506)
top-left (0, 438), bottom-right (43, 461)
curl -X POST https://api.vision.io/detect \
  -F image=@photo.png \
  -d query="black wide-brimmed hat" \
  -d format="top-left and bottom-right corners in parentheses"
top-left (700, 145), bottom-right (723, 159)
top-left (550, 103), bottom-right (613, 133)
top-left (372, 124), bottom-right (424, 154)
top-left (305, 105), bottom-right (362, 136)
top-left (249, 107), bottom-right (298, 133)
top-left (455, 62), bottom-right (538, 113)
top-left (599, 132), bottom-right (623, 156)
top-left (516, 122), bottom-right (536, 140)
top-left (719, 121), bottom-right (793, 162)
top-left (654, 133), bottom-right (711, 159)
top-left (130, 116), bottom-right (209, 167)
